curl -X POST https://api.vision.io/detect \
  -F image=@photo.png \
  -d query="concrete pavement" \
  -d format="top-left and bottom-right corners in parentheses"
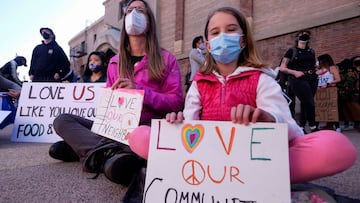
top-left (0, 124), bottom-right (359, 202)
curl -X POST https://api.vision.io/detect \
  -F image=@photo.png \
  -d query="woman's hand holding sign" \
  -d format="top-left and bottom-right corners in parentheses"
top-left (111, 78), bottom-right (136, 90)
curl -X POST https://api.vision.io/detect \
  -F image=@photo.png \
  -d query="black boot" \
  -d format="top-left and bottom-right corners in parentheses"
top-left (83, 140), bottom-right (125, 174)
top-left (83, 140), bottom-right (146, 185)
top-left (49, 141), bottom-right (79, 162)
top-left (104, 152), bottom-right (145, 186)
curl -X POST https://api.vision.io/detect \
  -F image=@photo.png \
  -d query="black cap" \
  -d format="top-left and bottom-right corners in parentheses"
top-left (40, 27), bottom-right (54, 35)
top-left (14, 56), bottom-right (27, 67)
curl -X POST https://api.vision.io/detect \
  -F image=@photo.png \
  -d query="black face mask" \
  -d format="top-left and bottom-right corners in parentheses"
top-left (299, 34), bottom-right (310, 41)
top-left (42, 32), bottom-right (51, 40)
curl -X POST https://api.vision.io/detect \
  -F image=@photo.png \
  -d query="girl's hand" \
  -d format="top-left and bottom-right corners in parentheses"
top-left (111, 78), bottom-right (135, 90)
top-left (165, 112), bottom-right (184, 123)
top-left (230, 104), bottom-right (275, 125)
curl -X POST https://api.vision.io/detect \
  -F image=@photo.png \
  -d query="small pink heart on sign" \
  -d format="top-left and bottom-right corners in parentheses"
top-left (181, 124), bottom-right (204, 153)
top-left (118, 97), bottom-right (124, 107)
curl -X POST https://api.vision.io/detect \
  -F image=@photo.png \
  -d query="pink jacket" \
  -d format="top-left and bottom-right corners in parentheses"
top-left (106, 50), bottom-right (184, 125)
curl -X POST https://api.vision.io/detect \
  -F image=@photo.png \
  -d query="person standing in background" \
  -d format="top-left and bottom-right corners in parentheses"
top-left (279, 30), bottom-right (318, 133)
top-left (187, 36), bottom-right (205, 92)
top-left (29, 27), bottom-right (70, 82)
top-left (350, 55), bottom-right (360, 129)
top-left (316, 54), bottom-right (341, 131)
top-left (0, 56), bottom-right (27, 86)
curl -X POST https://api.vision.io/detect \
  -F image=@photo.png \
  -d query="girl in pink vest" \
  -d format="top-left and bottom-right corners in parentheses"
top-left (129, 7), bottom-right (356, 184)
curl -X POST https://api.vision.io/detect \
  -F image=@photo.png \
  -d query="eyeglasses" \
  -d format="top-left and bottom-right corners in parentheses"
top-left (126, 6), bottom-right (146, 14)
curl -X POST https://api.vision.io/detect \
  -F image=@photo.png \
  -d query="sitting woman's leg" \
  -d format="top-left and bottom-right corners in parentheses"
top-left (52, 113), bottom-right (104, 163)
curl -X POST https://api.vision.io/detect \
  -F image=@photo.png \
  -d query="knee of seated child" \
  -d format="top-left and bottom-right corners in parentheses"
top-left (310, 130), bottom-right (357, 168)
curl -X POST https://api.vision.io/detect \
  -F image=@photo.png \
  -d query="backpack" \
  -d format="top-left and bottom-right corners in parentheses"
top-left (336, 58), bottom-right (359, 101)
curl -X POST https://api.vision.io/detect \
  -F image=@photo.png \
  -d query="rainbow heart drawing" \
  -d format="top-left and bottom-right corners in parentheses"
top-left (181, 124), bottom-right (204, 153)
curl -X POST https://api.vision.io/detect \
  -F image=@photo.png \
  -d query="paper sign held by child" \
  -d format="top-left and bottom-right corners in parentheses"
top-left (144, 119), bottom-right (290, 203)
top-left (91, 87), bottom-right (144, 145)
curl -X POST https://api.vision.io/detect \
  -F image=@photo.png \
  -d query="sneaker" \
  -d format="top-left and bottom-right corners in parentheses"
top-left (310, 127), bottom-right (319, 133)
top-left (104, 152), bottom-right (145, 186)
top-left (343, 125), bottom-right (354, 131)
top-left (49, 141), bottom-right (80, 162)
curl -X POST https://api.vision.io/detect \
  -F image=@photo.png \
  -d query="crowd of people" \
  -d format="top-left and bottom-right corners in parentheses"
top-left (0, 0), bottom-right (359, 202)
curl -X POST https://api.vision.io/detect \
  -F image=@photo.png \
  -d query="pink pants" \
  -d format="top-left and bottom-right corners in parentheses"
top-left (289, 130), bottom-right (357, 183)
top-left (129, 127), bottom-right (357, 184)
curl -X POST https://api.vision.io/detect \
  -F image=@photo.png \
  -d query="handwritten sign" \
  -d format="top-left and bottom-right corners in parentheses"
top-left (144, 120), bottom-right (290, 203)
top-left (11, 82), bottom-right (105, 143)
top-left (91, 87), bottom-right (144, 145)
top-left (315, 87), bottom-right (339, 122)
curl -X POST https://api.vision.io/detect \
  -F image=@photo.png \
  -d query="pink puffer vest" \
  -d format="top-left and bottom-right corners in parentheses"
top-left (195, 70), bottom-right (261, 121)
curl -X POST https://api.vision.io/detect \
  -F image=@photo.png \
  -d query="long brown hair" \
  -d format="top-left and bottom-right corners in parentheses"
top-left (317, 53), bottom-right (335, 69)
top-left (119, 0), bottom-right (164, 80)
top-left (202, 7), bottom-right (265, 74)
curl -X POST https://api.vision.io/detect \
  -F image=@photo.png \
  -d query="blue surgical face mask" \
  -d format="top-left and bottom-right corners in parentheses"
top-left (199, 43), bottom-right (206, 50)
top-left (209, 33), bottom-right (243, 64)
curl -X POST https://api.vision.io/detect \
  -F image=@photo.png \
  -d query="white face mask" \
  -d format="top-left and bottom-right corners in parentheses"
top-left (125, 9), bottom-right (147, 35)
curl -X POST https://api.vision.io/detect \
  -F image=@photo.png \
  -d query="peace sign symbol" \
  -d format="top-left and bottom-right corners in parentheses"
top-left (182, 160), bottom-right (205, 185)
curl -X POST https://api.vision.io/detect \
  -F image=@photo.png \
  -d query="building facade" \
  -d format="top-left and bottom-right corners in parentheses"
top-left (68, 0), bottom-right (360, 84)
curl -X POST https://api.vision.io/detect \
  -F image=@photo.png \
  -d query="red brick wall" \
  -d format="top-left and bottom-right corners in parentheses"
top-left (156, 0), bottom-right (359, 94)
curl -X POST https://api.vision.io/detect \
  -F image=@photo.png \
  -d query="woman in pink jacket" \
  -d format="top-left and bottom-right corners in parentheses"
top-left (49, 0), bottom-right (183, 189)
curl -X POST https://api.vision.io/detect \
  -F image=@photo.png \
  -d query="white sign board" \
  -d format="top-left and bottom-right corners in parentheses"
top-left (91, 87), bottom-right (144, 145)
top-left (144, 120), bottom-right (290, 203)
top-left (11, 82), bottom-right (105, 143)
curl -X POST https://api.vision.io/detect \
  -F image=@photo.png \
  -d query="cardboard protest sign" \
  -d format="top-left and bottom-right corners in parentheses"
top-left (11, 82), bottom-right (105, 143)
top-left (144, 120), bottom-right (290, 203)
top-left (91, 87), bottom-right (144, 145)
top-left (315, 87), bottom-right (339, 122)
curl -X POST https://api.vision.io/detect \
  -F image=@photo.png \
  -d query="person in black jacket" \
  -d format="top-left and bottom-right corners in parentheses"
top-left (29, 27), bottom-right (70, 82)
